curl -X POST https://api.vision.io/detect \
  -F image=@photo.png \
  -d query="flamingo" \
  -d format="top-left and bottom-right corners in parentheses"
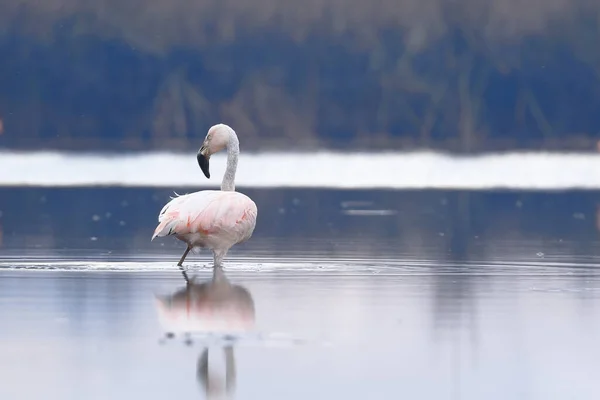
top-left (151, 124), bottom-right (258, 281)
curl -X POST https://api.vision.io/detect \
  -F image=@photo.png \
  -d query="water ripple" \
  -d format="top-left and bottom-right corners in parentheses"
top-left (1, 255), bottom-right (600, 276)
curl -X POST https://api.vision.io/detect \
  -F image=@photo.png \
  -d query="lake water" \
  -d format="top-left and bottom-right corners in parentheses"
top-left (1, 185), bottom-right (600, 399)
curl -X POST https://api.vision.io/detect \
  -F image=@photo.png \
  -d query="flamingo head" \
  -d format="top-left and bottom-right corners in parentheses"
top-left (197, 124), bottom-right (232, 179)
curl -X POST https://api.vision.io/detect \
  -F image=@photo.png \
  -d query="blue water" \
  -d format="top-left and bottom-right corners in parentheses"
top-left (1, 187), bottom-right (600, 399)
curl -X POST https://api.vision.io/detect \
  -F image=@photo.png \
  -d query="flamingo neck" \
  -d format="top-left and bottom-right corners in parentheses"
top-left (221, 130), bottom-right (239, 191)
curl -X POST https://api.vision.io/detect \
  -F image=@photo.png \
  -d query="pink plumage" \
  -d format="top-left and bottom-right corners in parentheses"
top-left (152, 190), bottom-right (257, 252)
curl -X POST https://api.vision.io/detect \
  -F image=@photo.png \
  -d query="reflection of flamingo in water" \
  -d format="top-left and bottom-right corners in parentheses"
top-left (152, 124), bottom-right (258, 282)
top-left (155, 267), bottom-right (255, 399)
top-left (155, 267), bottom-right (255, 337)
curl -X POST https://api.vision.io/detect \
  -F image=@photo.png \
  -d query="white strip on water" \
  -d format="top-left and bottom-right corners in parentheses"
top-left (1, 150), bottom-right (600, 189)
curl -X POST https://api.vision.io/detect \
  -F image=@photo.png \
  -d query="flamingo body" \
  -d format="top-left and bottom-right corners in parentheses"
top-left (152, 190), bottom-right (257, 256)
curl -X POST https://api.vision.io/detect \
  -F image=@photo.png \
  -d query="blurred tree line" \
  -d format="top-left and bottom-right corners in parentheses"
top-left (0, 0), bottom-right (600, 152)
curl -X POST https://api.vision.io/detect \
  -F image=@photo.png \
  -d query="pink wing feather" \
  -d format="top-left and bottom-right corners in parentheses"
top-left (152, 190), bottom-right (257, 245)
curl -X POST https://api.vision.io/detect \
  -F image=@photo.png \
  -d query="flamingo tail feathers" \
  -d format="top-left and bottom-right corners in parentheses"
top-left (151, 217), bottom-right (179, 241)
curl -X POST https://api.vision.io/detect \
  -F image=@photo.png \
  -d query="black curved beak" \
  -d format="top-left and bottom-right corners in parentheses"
top-left (197, 151), bottom-right (210, 179)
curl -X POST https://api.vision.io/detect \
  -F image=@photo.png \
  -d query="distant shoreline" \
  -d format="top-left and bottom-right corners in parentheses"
top-left (2, 150), bottom-right (600, 190)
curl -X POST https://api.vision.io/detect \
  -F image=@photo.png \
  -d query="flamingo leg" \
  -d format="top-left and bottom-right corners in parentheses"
top-left (177, 246), bottom-right (191, 283)
top-left (213, 249), bottom-right (228, 268)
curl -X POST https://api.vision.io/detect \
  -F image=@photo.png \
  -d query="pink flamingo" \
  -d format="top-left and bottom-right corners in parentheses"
top-left (152, 124), bottom-right (258, 281)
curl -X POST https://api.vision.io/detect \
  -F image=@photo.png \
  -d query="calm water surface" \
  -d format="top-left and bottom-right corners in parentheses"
top-left (1, 188), bottom-right (600, 399)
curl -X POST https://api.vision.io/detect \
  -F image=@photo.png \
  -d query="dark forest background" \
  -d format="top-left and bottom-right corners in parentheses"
top-left (1, 0), bottom-right (600, 153)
